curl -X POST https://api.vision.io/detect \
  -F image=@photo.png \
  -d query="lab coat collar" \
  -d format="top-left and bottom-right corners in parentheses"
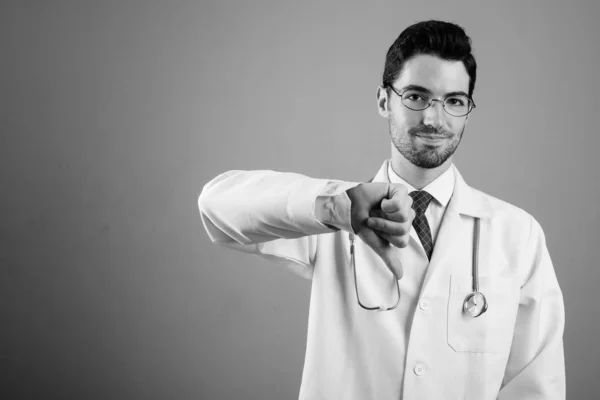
top-left (387, 160), bottom-right (454, 209)
top-left (370, 159), bottom-right (492, 219)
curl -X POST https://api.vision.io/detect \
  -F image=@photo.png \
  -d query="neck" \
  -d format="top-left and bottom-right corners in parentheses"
top-left (390, 145), bottom-right (453, 189)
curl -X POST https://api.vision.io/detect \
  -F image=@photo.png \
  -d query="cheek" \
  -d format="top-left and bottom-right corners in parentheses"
top-left (448, 119), bottom-right (466, 134)
top-left (391, 107), bottom-right (420, 129)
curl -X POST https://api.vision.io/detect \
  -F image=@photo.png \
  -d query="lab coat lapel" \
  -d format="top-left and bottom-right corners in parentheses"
top-left (421, 163), bottom-right (492, 291)
top-left (420, 197), bottom-right (463, 290)
top-left (368, 160), bottom-right (493, 290)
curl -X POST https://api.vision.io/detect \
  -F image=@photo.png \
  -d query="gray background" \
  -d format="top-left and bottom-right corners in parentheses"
top-left (1, 1), bottom-right (598, 399)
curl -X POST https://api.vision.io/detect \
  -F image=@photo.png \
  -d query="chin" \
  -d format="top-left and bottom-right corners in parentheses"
top-left (410, 151), bottom-right (451, 169)
top-left (412, 160), bottom-right (444, 169)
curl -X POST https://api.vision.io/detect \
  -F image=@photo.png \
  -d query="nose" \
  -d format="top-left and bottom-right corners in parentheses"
top-left (422, 99), bottom-right (445, 129)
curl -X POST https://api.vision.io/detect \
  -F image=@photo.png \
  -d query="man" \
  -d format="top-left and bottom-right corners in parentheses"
top-left (198, 20), bottom-right (565, 400)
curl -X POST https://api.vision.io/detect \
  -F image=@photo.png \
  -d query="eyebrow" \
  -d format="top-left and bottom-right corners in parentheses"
top-left (400, 84), bottom-right (470, 98)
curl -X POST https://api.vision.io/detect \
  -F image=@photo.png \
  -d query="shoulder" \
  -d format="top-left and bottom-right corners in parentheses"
top-left (471, 186), bottom-right (543, 244)
top-left (475, 187), bottom-right (531, 221)
top-left (470, 187), bottom-right (554, 284)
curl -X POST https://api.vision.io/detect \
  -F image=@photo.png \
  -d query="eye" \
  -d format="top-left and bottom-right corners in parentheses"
top-left (446, 97), bottom-right (466, 106)
top-left (406, 94), bottom-right (426, 101)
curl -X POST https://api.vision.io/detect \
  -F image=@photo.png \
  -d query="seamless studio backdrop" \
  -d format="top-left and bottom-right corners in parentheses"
top-left (1, 1), bottom-right (598, 399)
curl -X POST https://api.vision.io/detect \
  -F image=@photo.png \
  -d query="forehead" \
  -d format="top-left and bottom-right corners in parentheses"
top-left (394, 54), bottom-right (470, 94)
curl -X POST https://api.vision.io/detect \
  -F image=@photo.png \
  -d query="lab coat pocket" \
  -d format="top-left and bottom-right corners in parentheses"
top-left (447, 274), bottom-right (519, 354)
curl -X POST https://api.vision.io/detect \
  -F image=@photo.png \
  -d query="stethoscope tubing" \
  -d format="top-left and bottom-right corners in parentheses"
top-left (473, 216), bottom-right (480, 293)
top-left (350, 161), bottom-right (487, 317)
top-left (350, 232), bottom-right (401, 311)
top-left (463, 217), bottom-right (488, 317)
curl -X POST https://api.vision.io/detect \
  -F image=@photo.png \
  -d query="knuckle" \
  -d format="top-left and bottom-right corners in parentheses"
top-left (396, 237), bottom-right (409, 248)
top-left (401, 236), bottom-right (410, 247)
top-left (396, 210), bottom-right (411, 223)
top-left (400, 224), bottom-right (410, 235)
top-left (390, 183), bottom-right (407, 197)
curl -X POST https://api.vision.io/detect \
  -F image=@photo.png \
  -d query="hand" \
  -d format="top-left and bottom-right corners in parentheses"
top-left (346, 183), bottom-right (415, 279)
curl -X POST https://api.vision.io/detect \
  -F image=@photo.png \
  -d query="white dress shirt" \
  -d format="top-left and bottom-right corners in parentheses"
top-left (386, 161), bottom-right (455, 250)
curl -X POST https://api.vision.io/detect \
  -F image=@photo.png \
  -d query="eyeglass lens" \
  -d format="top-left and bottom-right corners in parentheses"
top-left (401, 90), bottom-right (472, 116)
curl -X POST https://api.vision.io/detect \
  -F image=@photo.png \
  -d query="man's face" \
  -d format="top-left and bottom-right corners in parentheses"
top-left (379, 54), bottom-right (471, 169)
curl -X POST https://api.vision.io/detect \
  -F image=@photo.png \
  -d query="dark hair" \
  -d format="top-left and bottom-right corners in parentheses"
top-left (382, 20), bottom-right (477, 98)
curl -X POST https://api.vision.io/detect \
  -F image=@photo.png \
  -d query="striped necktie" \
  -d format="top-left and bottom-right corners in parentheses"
top-left (409, 190), bottom-right (434, 261)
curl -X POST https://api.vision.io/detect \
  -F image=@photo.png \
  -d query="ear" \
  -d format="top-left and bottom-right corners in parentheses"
top-left (376, 86), bottom-right (390, 118)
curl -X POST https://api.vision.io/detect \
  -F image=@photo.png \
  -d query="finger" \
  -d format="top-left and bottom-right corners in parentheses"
top-left (387, 184), bottom-right (412, 208)
top-left (380, 197), bottom-right (400, 213)
top-left (380, 207), bottom-right (413, 223)
top-left (373, 229), bottom-right (410, 249)
top-left (381, 196), bottom-right (411, 213)
top-left (380, 198), bottom-right (414, 223)
top-left (366, 216), bottom-right (411, 236)
top-left (387, 183), bottom-right (409, 199)
top-left (369, 209), bottom-right (385, 219)
top-left (370, 208), bottom-right (415, 230)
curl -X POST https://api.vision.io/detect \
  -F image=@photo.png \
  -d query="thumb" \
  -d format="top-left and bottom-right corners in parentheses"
top-left (380, 198), bottom-right (399, 213)
top-left (387, 183), bottom-right (410, 199)
top-left (378, 246), bottom-right (404, 280)
top-left (361, 229), bottom-right (404, 279)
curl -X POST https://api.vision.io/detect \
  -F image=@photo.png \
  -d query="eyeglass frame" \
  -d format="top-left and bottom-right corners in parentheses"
top-left (385, 84), bottom-right (477, 117)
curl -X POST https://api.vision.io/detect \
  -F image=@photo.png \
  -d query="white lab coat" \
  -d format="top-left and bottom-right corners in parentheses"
top-left (198, 159), bottom-right (566, 400)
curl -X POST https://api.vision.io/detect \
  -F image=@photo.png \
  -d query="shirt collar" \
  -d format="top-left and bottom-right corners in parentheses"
top-left (371, 159), bottom-right (492, 218)
top-left (387, 161), bottom-right (455, 208)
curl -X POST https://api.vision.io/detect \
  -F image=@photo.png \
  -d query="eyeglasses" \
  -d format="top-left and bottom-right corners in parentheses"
top-left (386, 85), bottom-right (476, 117)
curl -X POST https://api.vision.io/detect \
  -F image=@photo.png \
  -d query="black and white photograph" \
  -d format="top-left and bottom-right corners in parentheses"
top-left (2, 1), bottom-right (598, 399)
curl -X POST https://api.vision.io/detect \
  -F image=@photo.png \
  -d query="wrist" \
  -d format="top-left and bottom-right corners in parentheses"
top-left (314, 181), bottom-right (360, 233)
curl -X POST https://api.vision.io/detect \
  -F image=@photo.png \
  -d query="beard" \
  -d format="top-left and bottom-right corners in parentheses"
top-left (389, 118), bottom-right (465, 169)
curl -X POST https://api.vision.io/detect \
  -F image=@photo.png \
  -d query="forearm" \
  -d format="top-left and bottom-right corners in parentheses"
top-left (198, 169), bottom-right (360, 245)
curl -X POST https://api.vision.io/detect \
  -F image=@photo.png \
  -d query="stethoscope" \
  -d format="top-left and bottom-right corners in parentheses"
top-left (349, 162), bottom-right (488, 318)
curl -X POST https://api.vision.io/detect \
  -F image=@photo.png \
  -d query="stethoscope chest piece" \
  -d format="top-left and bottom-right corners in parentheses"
top-left (463, 291), bottom-right (488, 317)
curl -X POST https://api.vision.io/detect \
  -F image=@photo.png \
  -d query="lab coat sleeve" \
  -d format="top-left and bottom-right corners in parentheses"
top-left (497, 215), bottom-right (566, 399)
top-left (198, 169), bottom-right (360, 279)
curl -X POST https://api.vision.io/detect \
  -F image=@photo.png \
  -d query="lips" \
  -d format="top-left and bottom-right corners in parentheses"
top-left (416, 134), bottom-right (448, 140)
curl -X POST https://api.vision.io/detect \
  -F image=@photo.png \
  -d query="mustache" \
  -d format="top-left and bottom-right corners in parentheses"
top-left (409, 126), bottom-right (452, 137)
